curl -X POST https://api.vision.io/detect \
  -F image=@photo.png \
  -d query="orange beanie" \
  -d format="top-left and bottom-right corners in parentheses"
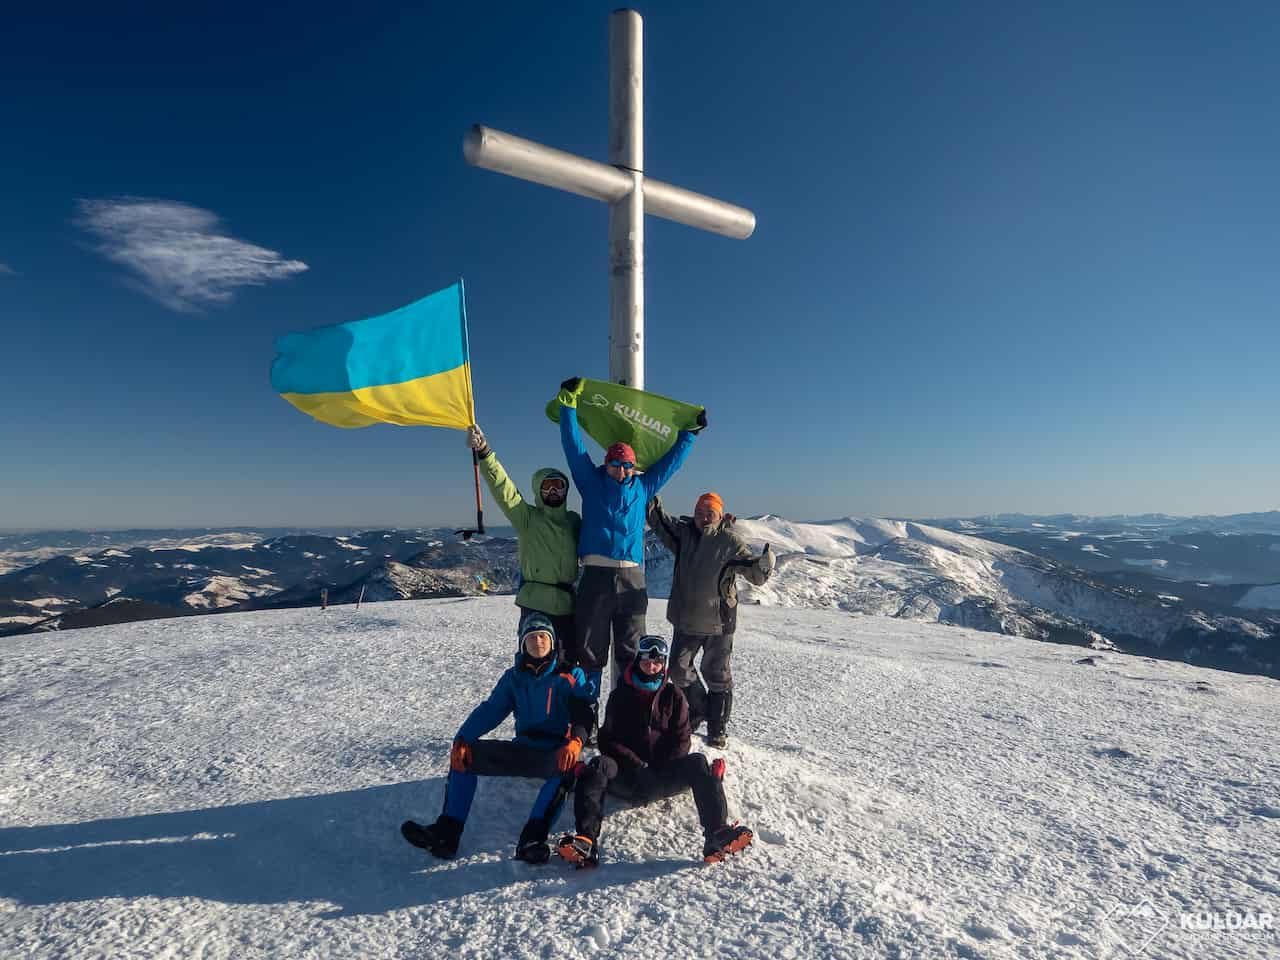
top-left (697, 492), bottom-right (724, 514)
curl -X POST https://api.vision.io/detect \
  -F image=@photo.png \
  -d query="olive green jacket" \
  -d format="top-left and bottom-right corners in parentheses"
top-left (479, 451), bottom-right (581, 616)
top-left (647, 496), bottom-right (773, 636)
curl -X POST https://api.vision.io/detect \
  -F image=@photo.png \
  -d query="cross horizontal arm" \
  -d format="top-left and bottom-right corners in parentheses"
top-left (463, 124), bottom-right (755, 240)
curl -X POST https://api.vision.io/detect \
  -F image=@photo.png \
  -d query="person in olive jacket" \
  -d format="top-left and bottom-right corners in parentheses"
top-left (555, 635), bottom-right (753, 867)
top-left (646, 491), bottom-right (775, 747)
top-left (467, 424), bottom-right (581, 651)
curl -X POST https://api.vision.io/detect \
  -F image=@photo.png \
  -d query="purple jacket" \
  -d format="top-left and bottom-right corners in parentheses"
top-left (597, 667), bottom-right (692, 770)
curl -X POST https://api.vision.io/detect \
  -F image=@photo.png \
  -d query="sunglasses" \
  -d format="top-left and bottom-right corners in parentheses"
top-left (606, 460), bottom-right (635, 470)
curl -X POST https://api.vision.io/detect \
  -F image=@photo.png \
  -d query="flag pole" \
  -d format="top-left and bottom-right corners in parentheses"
top-left (471, 448), bottom-right (485, 535)
top-left (457, 276), bottom-right (484, 540)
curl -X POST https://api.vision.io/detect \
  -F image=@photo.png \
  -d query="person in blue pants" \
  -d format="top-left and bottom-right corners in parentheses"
top-left (400, 614), bottom-right (593, 863)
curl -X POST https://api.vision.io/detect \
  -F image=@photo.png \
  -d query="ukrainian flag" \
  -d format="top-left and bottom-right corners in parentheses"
top-left (271, 281), bottom-right (475, 429)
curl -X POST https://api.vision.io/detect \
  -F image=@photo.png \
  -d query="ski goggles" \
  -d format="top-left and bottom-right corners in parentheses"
top-left (539, 477), bottom-right (568, 494)
top-left (637, 636), bottom-right (669, 662)
top-left (606, 459), bottom-right (635, 470)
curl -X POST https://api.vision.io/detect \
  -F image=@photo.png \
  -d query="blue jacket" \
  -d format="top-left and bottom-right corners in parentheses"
top-left (559, 406), bottom-right (696, 564)
top-left (456, 652), bottom-right (591, 749)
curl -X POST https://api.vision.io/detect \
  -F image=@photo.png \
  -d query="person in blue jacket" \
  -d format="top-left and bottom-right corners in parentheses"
top-left (556, 376), bottom-right (705, 716)
top-left (400, 614), bottom-right (593, 863)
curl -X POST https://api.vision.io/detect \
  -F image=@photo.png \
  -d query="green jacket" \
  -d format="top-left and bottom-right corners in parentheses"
top-left (479, 451), bottom-right (581, 617)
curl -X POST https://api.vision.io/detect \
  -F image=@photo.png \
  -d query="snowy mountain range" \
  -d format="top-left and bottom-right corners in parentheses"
top-left (2, 516), bottom-right (1276, 679)
top-left (3, 596), bottom-right (1277, 959)
top-left (926, 513), bottom-right (1280, 586)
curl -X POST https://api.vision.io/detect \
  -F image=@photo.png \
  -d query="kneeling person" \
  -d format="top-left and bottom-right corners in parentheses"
top-left (401, 614), bottom-right (591, 863)
top-left (557, 635), bottom-right (753, 867)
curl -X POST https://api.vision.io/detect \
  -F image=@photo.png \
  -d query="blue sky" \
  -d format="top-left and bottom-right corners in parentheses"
top-left (3, 1), bottom-right (1278, 530)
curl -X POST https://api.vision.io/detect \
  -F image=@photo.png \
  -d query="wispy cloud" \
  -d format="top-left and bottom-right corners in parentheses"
top-left (77, 198), bottom-right (308, 311)
top-left (0, 262), bottom-right (16, 277)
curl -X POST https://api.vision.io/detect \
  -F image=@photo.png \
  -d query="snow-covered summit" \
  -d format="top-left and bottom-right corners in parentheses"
top-left (2, 598), bottom-right (1275, 959)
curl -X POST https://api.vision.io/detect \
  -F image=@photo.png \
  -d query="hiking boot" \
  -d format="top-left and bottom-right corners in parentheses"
top-left (401, 815), bottom-right (463, 859)
top-left (703, 822), bottom-right (753, 863)
top-left (705, 691), bottom-right (732, 748)
top-left (557, 833), bottom-right (600, 869)
top-left (513, 817), bottom-right (553, 864)
top-left (515, 839), bottom-right (551, 864)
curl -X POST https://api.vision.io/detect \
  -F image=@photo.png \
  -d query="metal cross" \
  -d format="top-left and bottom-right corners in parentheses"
top-left (463, 8), bottom-right (755, 391)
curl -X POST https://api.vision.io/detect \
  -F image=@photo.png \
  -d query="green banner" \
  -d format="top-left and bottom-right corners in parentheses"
top-left (545, 378), bottom-right (704, 470)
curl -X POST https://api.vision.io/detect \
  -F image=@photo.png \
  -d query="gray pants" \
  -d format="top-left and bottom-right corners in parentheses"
top-left (575, 565), bottom-right (647, 680)
top-left (669, 630), bottom-right (734, 692)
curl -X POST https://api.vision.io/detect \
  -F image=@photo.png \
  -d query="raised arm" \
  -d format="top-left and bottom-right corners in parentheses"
top-left (646, 495), bottom-right (682, 554)
top-left (639, 428), bottom-right (696, 498)
top-left (471, 428), bottom-right (531, 531)
top-left (557, 379), bottom-right (597, 494)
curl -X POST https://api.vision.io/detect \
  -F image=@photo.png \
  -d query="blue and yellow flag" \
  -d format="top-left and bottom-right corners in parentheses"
top-left (271, 281), bottom-right (475, 429)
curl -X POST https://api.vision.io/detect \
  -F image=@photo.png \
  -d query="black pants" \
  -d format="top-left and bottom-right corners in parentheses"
top-left (669, 630), bottom-right (734, 692)
top-left (573, 753), bottom-right (727, 841)
top-left (574, 565), bottom-right (647, 681)
top-left (518, 607), bottom-right (577, 663)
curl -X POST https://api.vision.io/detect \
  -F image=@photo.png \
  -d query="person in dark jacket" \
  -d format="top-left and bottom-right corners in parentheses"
top-left (401, 614), bottom-right (593, 863)
top-left (555, 635), bottom-right (753, 867)
top-left (555, 376), bottom-right (703, 711)
top-left (648, 491), bottom-right (775, 747)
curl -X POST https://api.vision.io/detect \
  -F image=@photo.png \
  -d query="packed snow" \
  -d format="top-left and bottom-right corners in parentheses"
top-left (2, 598), bottom-right (1277, 958)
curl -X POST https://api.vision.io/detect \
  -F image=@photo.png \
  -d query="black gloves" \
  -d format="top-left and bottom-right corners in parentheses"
top-left (691, 409), bottom-right (708, 433)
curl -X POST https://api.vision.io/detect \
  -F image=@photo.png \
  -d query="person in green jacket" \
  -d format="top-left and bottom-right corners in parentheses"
top-left (468, 424), bottom-right (582, 651)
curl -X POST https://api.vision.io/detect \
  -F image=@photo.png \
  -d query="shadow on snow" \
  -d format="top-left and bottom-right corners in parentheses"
top-left (0, 777), bottom-right (693, 917)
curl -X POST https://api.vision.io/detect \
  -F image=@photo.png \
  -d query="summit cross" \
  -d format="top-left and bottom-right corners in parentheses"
top-left (463, 8), bottom-right (756, 391)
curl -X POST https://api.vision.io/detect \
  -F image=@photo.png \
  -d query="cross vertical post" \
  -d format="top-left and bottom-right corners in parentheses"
top-left (463, 9), bottom-right (755, 390)
top-left (609, 9), bottom-right (644, 389)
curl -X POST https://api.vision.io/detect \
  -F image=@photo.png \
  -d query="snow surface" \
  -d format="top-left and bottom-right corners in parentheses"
top-left (2, 599), bottom-right (1278, 959)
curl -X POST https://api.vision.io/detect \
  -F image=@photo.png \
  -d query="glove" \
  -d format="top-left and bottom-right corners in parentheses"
top-left (556, 736), bottom-right (583, 773)
top-left (760, 543), bottom-right (775, 575)
top-left (466, 424), bottom-right (491, 458)
top-left (557, 377), bottom-right (585, 408)
top-left (690, 409), bottom-right (708, 433)
top-left (449, 738), bottom-right (473, 773)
